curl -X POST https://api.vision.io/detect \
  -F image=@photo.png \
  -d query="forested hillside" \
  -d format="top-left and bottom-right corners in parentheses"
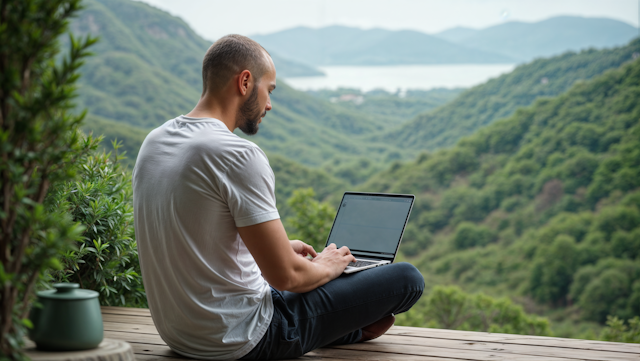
top-left (363, 56), bottom-right (640, 337)
top-left (307, 88), bottom-right (464, 128)
top-left (376, 39), bottom-right (640, 153)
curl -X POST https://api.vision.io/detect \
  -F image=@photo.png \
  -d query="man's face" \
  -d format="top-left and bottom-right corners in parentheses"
top-left (237, 56), bottom-right (276, 135)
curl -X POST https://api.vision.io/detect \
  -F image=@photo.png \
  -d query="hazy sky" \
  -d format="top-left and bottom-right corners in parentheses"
top-left (137, 0), bottom-right (639, 42)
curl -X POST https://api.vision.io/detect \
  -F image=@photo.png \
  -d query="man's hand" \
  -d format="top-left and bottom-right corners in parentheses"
top-left (312, 243), bottom-right (355, 280)
top-left (290, 240), bottom-right (317, 258)
top-left (238, 219), bottom-right (355, 293)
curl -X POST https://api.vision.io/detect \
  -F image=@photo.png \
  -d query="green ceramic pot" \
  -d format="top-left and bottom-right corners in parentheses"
top-left (29, 283), bottom-right (103, 351)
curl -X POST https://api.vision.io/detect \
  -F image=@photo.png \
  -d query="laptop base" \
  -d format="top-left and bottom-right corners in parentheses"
top-left (344, 259), bottom-right (391, 274)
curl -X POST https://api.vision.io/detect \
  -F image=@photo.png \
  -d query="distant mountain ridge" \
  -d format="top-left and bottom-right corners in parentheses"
top-left (253, 17), bottom-right (637, 67)
top-left (251, 25), bottom-right (515, 66)
top-left (436, 16), bottom-right (638, 62)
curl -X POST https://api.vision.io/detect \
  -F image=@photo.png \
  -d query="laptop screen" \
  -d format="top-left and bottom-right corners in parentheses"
top-left (325, 193), bottom-right (414, 260)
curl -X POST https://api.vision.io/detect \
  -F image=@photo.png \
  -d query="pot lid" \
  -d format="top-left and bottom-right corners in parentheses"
top-left (37, 283), bottom-right (99, 300)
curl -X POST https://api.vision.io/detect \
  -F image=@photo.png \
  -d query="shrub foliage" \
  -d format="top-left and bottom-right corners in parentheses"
top-left (47, 142), bottom-right (146, 307)
top-left (396, 285), bottom-right (550, 336)
top-left (0, 0), bottom-right (97, 358)
top-left (284, 188), bottom-right (335, 252)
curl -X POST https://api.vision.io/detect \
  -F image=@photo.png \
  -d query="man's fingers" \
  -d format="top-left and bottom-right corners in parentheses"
top-left (306, 245), bottom-right (318, 257)
top-left (339, 246), bottom-right (351, 255)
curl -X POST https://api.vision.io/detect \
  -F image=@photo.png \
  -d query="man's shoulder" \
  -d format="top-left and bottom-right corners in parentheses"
top-left (140, 117), bottom-right (259, 157)
top-left (193, 128), bottom-right (265, 160)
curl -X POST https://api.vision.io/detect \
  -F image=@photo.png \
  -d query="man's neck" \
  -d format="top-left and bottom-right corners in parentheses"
top-left (186, 95), bottom-right (238, 132)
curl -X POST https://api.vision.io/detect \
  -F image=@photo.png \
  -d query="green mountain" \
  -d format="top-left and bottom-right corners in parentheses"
top-left (375, 38), bottom-right (640, 153)
top-left (251, 26), bottom-right (515, 66)
top-left (307, 88), bottom-right (464, 129)
top-left (436, 16), bottom-right (639, 62)
top-left (240, 81), bottom-right (407, 167)
top-left (363, 56), bottom-right (640, 336)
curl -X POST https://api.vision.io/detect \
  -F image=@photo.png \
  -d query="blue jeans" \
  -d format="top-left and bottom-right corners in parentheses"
top-left (241, 262), bottom-right (424, 360)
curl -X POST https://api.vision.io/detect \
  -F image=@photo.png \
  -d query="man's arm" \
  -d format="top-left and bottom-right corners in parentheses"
top-left (238, 219), bottom-right (355, 293)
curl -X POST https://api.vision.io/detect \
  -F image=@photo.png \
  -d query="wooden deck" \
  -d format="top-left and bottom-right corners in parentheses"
top-left (102, 306), bottom-right (640, 360)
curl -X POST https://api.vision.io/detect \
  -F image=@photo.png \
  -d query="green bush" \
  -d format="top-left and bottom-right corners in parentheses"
top-left (47, 142), bottom-right (146, 307)
top-left (0, 0), bottom-right (97, 358)
top-left (600, 316), bottom-right (640, 343)
top-left (579, 269), bottom-right (632, 323)
top-left (284, 188), bottom-right (336, 252)
top-left (611, 229), bottom-right (640, 259)
top-left (529, 234), bottom-right (579, 305)
top-left (401, 223), bottom-right (433, 256)
top-left (396, 285), bottom-right (550, 336)
top-left (453, 222), bottom-right (496, 249)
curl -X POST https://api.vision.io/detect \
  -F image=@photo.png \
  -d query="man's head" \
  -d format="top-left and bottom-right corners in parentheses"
top-left (201, 34), bottom-right (276, 135)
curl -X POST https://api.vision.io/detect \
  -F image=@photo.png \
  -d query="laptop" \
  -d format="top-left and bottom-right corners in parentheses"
top-left (323, 192), bottom-right (415, 274)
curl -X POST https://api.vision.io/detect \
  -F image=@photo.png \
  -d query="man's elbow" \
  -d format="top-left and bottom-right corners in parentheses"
top-left (267, 270), bottom-right (298, 292)
top-left (269, 278), bottom-right (292, 292)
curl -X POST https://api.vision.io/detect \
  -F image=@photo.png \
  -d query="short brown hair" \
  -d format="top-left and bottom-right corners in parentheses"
top-left (201, 34), bottom-right (270, 94)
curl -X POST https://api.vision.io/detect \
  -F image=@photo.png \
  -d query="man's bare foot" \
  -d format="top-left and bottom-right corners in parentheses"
top-left (359, 314), bottom-right (396, 342)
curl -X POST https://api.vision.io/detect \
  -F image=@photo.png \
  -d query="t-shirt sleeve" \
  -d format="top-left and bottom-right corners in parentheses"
top-left (221, 146), bottom-right (280, 228)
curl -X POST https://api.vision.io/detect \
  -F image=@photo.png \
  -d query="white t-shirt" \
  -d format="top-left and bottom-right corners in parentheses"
top-left (132, 116), bottom-right (278, 360)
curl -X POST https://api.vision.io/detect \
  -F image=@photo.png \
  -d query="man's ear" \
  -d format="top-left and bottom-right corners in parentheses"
top-left (237, 70), bottom-right (252, 96)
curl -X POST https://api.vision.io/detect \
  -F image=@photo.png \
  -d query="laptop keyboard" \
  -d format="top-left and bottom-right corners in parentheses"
top-left (348, 260), bottom-right (377, 268)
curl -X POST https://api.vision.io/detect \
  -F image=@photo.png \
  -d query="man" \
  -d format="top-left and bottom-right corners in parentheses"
top-left (133, 34), bottom-right (424, 360)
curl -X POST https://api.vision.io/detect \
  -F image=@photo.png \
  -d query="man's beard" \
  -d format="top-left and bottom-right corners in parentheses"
top-left (236, 85), bottom-right (266, 135)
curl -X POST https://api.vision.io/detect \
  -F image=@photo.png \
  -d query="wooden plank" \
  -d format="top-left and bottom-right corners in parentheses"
top-left (104, 331), bottom-right (165, 345)
top-left (106, 327), bottom-right (476, 360)
top-left (363, 335), bottom-right (637, 361)
top-left (134, 354), bottom-right (324, 361)
top-left (104, 321), bottom-right (159, 335)
top-left (387, 326), bottom-right (640, 354)
top-left (101, 306), bottom-right (151, 317)
top-left (332, 342), bottom-right (580, 361)
top-left (130, 343), bottom-right (179, 358)
top-left (308, 347), bottom-right (483, 360)
top-left (103, 314), bottom-right (156, 326)
top-left (127, 341), bottom-right (425, 361)
top-left (131, 355), bottom-right (186, 361)
top-left (128, 339), bottom-right (472, 361)
top-left (128, 343), bottom-right (329, 360)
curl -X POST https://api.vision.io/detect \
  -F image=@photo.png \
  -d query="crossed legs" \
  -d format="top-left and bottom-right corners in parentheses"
top-left (241, 262), bottom-right (425, 360)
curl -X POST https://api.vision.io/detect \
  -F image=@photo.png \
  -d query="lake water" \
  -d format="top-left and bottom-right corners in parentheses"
top-left (283, 64), bottom-right (516, 92)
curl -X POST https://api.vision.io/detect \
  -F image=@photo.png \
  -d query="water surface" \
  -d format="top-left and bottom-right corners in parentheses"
top-left (283, 64), bottom-right (516, 92)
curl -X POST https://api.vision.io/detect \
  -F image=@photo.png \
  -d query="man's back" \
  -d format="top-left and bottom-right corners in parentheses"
top-left (132, 116), bottom-right (279, 360)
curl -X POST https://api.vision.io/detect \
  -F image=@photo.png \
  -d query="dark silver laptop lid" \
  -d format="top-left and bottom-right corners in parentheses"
top-left (324, 192), bottom-right (415, 262)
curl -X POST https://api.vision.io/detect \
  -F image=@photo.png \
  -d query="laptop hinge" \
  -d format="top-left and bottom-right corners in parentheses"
top-left (352, 253), bottom-right (392, 262)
